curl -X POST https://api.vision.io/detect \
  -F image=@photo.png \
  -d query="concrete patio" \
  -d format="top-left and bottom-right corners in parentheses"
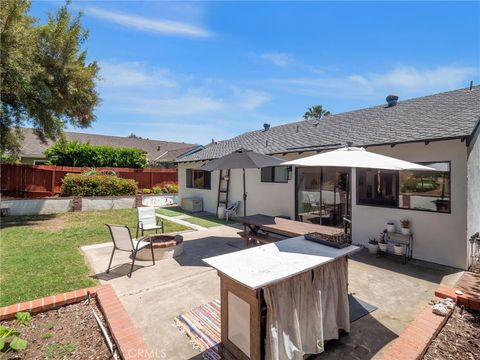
top-left (82, 224), bottom-right (463, 360)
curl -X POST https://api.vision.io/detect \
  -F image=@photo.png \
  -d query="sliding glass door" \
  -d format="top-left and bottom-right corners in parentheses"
top-left (296, 167), bottom-right (349, 228)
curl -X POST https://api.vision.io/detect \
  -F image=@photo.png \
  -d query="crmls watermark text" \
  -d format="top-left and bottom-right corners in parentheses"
top-left (126, 348), bottom-right (167, 359)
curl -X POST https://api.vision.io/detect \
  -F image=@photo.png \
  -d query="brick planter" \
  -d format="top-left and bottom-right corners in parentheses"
top-left (379, 300), bottom-right (453, 360)
top-left (0, 285), bottom-right (151, 360)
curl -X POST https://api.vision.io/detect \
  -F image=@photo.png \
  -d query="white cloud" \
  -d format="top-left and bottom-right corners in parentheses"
top-left (272, 65), bottom-right (477, 98)
top-left (233, 89), bottom-right (272, 110)
top-left (98, 61), bottom-right (179, 88)
top-left (86, 6), bottom-right (212, 38)
top-left (97, 60), bottom-right (272, 119)
top-left (119, 93), bottom-right (225, 117)
top-left (260, 52), bottom-right (294, 67)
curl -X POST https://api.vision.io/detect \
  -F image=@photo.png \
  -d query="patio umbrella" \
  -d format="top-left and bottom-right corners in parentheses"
top-left (201, 149), bottom-right (284, 216)
top-left (282, 146), bottom-right (436, 234)
top-left (282, 146), bottom-right (436, 171)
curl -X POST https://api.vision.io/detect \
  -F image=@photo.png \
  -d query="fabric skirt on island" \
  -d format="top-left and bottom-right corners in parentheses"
top-left (263, 257), bottom-right (349, 360)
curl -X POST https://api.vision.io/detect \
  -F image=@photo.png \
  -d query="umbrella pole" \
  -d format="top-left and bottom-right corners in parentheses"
top-left (243, 168), bottom-right (247, 216)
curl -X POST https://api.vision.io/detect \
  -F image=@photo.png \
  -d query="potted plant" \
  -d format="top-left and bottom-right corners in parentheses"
top-left (378, 230), bottom-right (388, 252)
top-left (386, 221), bottom-right (395, 233)
top-left (394, 244), bottom-right (405, 256)
top-left (400, 219), bottom-right (411, 235)
top-left (368, 238), bottom-right (378, 254)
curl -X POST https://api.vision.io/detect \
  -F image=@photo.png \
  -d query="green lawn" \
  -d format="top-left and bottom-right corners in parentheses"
top-left (0, 209), bottom-right (187, 306)
top-left (156, 206), bottom-right (236, 228)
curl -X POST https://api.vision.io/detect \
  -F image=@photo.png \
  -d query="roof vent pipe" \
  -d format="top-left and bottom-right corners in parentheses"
top-left (263, 123), bottom-right (271, 131)
top-left (386, 95), bottom-right (399, 107)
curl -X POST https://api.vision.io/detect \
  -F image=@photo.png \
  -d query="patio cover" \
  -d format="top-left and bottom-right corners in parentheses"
top-left (282, 147), bottom-right (436, 171)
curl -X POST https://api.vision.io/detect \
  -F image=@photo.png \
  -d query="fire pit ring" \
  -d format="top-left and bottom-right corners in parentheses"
top-left (136, 234), bottom-right (183, 261)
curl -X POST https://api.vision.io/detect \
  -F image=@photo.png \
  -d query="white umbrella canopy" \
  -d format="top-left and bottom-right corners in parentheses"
top-left (282, 147), bottom-right (436, 171)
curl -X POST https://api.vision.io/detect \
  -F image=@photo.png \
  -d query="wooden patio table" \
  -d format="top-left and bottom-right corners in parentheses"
top-left (234, 214), bottom-right (345, 247)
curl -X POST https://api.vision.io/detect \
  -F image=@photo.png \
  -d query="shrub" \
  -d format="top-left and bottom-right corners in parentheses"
top-left (142, 188), bottom-right (152, 194)
top-left (60, 173), bottom-right (137, 196)
top-left (163, 183), bottom-right (178, 193)
top-left (152, 187), bottom-right (162, 194)
top-left (45, 141), bottom-right (148, 168)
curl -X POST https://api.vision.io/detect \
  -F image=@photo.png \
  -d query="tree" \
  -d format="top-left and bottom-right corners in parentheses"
top-left (127, 133), bottom-right (145, 139)
top-left (0, 0), bottom-right (100, 155)
top-left (303, 105), bottom-right (331, 120)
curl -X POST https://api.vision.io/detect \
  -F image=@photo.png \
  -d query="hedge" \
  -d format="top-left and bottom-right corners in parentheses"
top-left (45, 141), bottom-right (148, 168)
top-left (60, 173), bottom-right (137, 196)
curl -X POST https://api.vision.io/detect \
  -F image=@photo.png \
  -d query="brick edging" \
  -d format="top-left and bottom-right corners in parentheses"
top-left (0, 287), bottom-right (97, 321)
top-left (379, 300), bottom-right (453, 360)
top-left (435, 285), bottom-right (480, 311)
top-left (0, 285), bottom-right (152, 360)
top-left (96, 284), bottom-right (152, 359)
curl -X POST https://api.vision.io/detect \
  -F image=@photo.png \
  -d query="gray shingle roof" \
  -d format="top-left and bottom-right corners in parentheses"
top-left (20, 129), bottom-right (198, 162)
top-left (178, 86), bottom-right (480, 162)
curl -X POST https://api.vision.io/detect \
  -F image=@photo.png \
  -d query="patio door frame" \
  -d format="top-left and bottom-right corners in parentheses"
top-left (294, 166), bottom-right (352, 231)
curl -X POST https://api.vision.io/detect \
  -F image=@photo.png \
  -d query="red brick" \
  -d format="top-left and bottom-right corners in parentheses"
top-left (18, 301), bottom-right (30, 312)
top-left (30, 299), bottom-right (43, 312)
top-left (54, 294), bottom-right (65, 306)
top-left (434, 285), bottom-right (457, 300)
top-left (64, 291), bottom-right (78, 305)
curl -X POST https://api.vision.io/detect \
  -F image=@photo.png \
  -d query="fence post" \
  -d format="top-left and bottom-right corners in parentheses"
top-left (51, 169), bottom-right (56, 196)
top-left (150, 171), bottom-right (153, 189)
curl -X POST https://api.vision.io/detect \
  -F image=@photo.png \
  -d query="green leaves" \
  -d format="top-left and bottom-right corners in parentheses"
top-left (9, 337), bottom-right (27, 350)
top-left (303, 105), bottom-right (331, 120)
top-left (60, 173), bottom-right (137, 196)
top-left (0, 311), bottom-right (30, 353)
top-left (0, 0), bottom-right (100, 154)
top-left (45, 140), bottom-right (148, 168)
top-left (15, 312), bottom-right (32, 325)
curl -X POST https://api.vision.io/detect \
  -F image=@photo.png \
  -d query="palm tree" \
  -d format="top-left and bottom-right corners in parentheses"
top-left (303, 105), bottom-right (331, 120)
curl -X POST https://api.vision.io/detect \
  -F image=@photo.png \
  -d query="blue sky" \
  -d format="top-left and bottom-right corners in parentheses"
top-left (30, 1), bottom-right (480, 145)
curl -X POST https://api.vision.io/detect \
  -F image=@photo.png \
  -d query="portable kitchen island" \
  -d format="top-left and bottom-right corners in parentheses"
top-left (203, 236), bottom-right (360, 360)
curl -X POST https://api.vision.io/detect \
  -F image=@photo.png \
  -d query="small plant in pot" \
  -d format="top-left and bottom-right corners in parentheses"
top-left (386, 221), bottom-right (395, 233)
top-left (400, 219), bottom-right (411, 235)
top-left (394, 244), bottom-right (405, 256)
top-left (367, 238), bottom-right (379, 254)
top-left (378, 230), bottom-right (388, 252)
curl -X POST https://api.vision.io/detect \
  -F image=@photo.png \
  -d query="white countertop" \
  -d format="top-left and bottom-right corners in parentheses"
top-left (203, 236), bottom-right (360, 290)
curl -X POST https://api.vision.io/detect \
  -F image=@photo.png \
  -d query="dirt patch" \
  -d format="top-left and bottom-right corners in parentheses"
top-left (423, 307), bottom-right (480, 360)
top-left (0, 214), bottom-right (67, 231)
top-left (1, 301), bottom-right (113, 359)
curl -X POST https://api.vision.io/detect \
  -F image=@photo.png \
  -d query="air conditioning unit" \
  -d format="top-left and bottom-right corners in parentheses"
top-left (181, 197), bottom-right (203, 213)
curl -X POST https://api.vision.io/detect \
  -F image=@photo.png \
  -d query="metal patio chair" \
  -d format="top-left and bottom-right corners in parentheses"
top-left (225, 201), bottom-right (241, 222)
top-left (106, 224), bottom-right (155, 278)
top-left (136, 207), bottom-right (164, 238)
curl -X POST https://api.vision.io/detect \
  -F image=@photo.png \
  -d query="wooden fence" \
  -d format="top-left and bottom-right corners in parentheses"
top-left (0, 163), bottom-right (178, 198)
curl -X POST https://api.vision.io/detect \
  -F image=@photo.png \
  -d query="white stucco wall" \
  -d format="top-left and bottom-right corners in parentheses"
top-left (352, 140), bottom-right (468, 269)
top-left (178, 140), bottom-right (468, 268)
top-left (467, 124), bottom-right (480, 267)
top-left (177, 157), bottom-right (296, 218)
top-left (1, 198), bottom-right (72, 215)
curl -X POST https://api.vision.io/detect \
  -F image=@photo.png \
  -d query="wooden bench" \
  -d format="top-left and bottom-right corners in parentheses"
top-left (237, 231), bottom-right (284, 248)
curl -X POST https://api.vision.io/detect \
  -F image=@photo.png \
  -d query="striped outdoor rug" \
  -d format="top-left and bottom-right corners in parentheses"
top-left (174, 299), bottom-right (221, 360)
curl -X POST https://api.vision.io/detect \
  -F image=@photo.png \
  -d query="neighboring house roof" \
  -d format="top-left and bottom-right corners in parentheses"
top-left (20, 129), bottom-right (198, 162)
top-left (178, 86), bottom-right (480, 162)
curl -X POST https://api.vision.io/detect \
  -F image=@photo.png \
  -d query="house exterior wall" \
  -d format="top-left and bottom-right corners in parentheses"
top-left (467, 124), bottom-right (480, 267)
top-left (178, 140), bottom-right (468, 269)
top-left (352, 140), bottom-right (468, 269)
